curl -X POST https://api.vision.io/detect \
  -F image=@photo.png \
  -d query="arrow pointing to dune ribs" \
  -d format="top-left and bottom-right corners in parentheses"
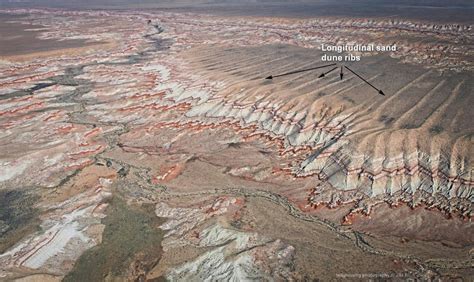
top-left (318, 66), bottom-right (338, 78)
top-left (344, 66), bottom-right (385, 95)
top-left (265, 63), bottom-right (336, 79)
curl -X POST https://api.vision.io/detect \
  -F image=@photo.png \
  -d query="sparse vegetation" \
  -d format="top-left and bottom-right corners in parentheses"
top-left (429, 125), bottom-right (444, 134)
top-left (379, 115), bottom-right (395, 125)
top-left (63, 196), bottom-right (164, 281)
top-left (401, 123), bottom-right (417, 129)
top-left (0, 190), bottom-right (40, 253)
top-left (227, 142), bottom-right (242, 148)
top-left (342, 96), bottom-right (355, 104)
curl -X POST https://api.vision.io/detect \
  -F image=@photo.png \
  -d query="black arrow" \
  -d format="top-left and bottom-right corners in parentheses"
top-left (340, 66), bottom-right (343, 80)
top-left (344, 66), bottom-right (385, 95)
top-left (265, 63), bottom-right (336, 79)
top-left (318, 66), bottom-right (338, 78)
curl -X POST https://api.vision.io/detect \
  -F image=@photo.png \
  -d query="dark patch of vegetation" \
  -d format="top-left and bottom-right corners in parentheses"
top-left (379, 115), bottom-right (395, 125)
top-left (401, 123), bottom-right (417, 129)
top-left (0, 190), bottom-right (40, 253)
top-left (186, 155), bottom-right (199, 163)
top-left (63, 197), bottom-right (165, 282)
top-left (230, 220), bottom-right (243, 229)
top-left (429, 125), bottom-right (444, 134)
top-left (117, 167), bottom-right (128, 177)
top-left (30, 82), bottom-right (55, 91)
top-left (317, 92), bottom-right (327, 97)
top-left (227, 142), bottom-right (242, 148)
top-left (0, 89), bottom-right (32, 100)
top-left (342, 96), bottom-right (355, 104)
top-left (154, 184), bottom-right (168, 192)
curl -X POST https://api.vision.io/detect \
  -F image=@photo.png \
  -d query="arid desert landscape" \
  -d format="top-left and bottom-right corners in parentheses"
top-left (0, 1), bottom-right (473, 281)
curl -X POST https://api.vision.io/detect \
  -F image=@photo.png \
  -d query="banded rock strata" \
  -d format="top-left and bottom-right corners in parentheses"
top-left (155, 198), bottom-right (297, 281)
top-left (0, 8), bottom-right (472, 280)
top-left (1, 9), bottom-right (472, 218)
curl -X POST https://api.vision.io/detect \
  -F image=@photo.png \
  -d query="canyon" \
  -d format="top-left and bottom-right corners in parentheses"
top-left (0, 7), bottom-right (472, 281)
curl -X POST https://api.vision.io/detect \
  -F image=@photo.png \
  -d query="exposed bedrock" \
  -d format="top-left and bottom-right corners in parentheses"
top-left (173, 45), bottom-right (473, 218)
top-left (155, 198), bottom-right (297, 281)
top-left (1, 8), bottom-right (472, 281)
top-left (181, 93), bottom-right (473, 218)
top-left (1, 9), bottom-right (472, 219)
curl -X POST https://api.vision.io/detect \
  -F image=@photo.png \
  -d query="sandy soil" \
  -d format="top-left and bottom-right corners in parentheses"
top-left (0, 8), bottom-right (471, 281)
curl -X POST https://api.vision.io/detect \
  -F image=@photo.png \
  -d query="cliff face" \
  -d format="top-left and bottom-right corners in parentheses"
top-left (0, 8), bottom-right (472, 280)
top-left (1, 9), bottom-right (472, 218)
top-left (176, 52), bottom-right (473, 217)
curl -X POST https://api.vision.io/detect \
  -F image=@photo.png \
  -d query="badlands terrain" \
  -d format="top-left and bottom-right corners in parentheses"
top-left (0, 5), bottom-right (473, 281)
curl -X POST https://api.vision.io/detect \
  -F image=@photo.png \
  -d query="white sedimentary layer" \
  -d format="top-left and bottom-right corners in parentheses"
top-left (163, 78), bottom-right (472, 214)
top-left (0, 185), bottom-right (111, 274)
top-left (155, 198), bottom-right (296, 281)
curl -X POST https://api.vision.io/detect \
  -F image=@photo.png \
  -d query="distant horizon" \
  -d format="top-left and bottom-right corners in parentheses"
top-left (0, 4), bottom-right (472, 281)
top-left (1, 0), bottom-right (473, 23)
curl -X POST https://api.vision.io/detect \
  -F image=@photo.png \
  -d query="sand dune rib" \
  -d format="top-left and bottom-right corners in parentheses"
top-left (349, 76), bottom-right (440, 140)
top-left (230, 54), bottom-right (298, 73)
top-left (330, 74), bottom-right (381, 97)
top-left (393, 79), bottom-right (446, 128)
top-left (375, 70), bottom-right (433, 115)
top-left (293, 73), bottom-right (341, 92)
top-left (421, 80), bottom-right (465, 128)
